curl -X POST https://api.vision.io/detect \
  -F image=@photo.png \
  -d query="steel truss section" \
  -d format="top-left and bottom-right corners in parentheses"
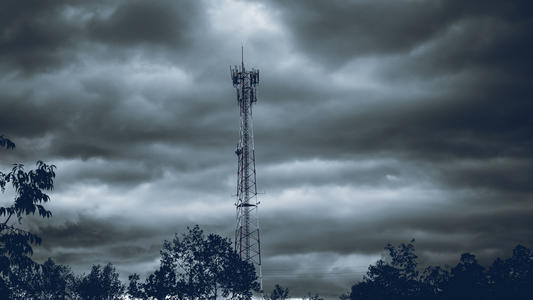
top-left (230, 49), bottom-right (262, 290)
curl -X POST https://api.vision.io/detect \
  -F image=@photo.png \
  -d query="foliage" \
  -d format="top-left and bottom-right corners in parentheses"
top-left (36, 258), bottom-right (77, 299)
top-left (132, 225), bottom-right (260, 300)
top-left (0, 158), bottom-right (56, 267)
top-left (128, 273), bottom-right (147, 299)
top-left (0, 136), bottom-right (15, 150)
top-left (0, 258), bottom-right (76, 299)
top-left (76, 263), bottom-right (125, 300)
top-left (419, 265), bottom-right (449, 299)
top-left (350, 239), bottom-right (420, 300)
top-left (267, 284), bottom-right (290, 300)
top-left (143, 264), bottom-right (177, 300)
top-left (3, 260), bottom-right (42, 299)
top-left (347, 242), bottom-right (533, 300)
top-left (487, 245), bottom-right (533, 300)
top-left (444, 253), bottom-right (488, 300)
top-left (0, 136), bottom-right (56, 297)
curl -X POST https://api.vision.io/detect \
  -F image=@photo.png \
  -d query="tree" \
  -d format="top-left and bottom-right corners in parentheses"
top-left (36, 258), bottom-right (77, 300)
top-left (488, 245), bottom-right (533, 299)
top-left (0, 135), bottom-right (56, 297)
top-left (0, 253), bottom-right (76, 299)
top-left (346, 243), bottom-right (533, 300)
top-left (268, 284), bottom-right (289, 300)
top-left (444, 253), bottom-right (487, 300)
top-left (350, 240), bottom-right (421, 300)
top-left (420, 265), bottom-right (449, 299)
top-left (143, 264), bottom-right (177, 300)
top-left (3, 260), bottom-right (41, 299)
top-left (0, 136), bottom-right (15, 150)
top-left (128, 273), bottom-right (147, 299)
top-left (7, 258), bottom-right (77, 299)
top-left (76, 263), bottom-right (125, 300)
top-left (142, 225), bottom-right (260, 300)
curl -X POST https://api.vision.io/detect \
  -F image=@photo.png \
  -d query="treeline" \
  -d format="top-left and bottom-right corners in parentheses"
top-left (4, 241), bottom-right (532, 299)
top-left (1, 259), bottom-right (122, 299)
top-left (1, 226), bottom-right (260, 300)
top-left (343, 241), bottom-right (533, 300)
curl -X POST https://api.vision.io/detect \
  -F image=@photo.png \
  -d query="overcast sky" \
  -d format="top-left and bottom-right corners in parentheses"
top-left (1, 0), bottom-right (532, 298)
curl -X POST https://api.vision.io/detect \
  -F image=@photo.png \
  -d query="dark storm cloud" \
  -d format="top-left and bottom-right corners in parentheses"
top-left (0, 0), bottom-right (80, 73)
top-left (32, 216), bottom-right (161, 249)
top-left (259, 158), bottom-right (406, 192)
top-left (0, 0), bottom-right (207, 75)
top-left (58, 159), bottom-right (164, 187)
top-left (436, 158), bottom-right (533, 193)
top-left (256, 0), bottom-right (533, 156)
top-left (251, 0), bottom-right (533, 204)
top-left (266, 0), bottom-right (453, 65)
top-left (259, 194), bottom-right (533, 267)
top-left (0, 63), bottom-right (235, 188)
top-left (28, 215), bottom-right (164, 275)
top-left (87, 0), bottom-right (203, 47)
top-left (265, 0), bottom-right (533, 67)
top-left (255, 83), bottom-right (532, 170)
top-left (27, 213), bottom-right (238, 278)
top-left (2, 0), bottom-right (533, 298)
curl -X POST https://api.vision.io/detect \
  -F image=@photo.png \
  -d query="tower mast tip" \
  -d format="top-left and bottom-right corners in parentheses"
top-left (241, 45), bottom-right (244, 69)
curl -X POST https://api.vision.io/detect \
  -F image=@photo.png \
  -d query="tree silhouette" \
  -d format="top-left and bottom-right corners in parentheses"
top-left (76, 263), bottom-right (124, 300)
top-left (444, 253), bottom-right (487, 300)
top-left (137, 225), bottom-right (259, 300)
top-left (0, 136), bottom-right (15, 150)
top-left (420, 265), bottom-right (449, 299)
top-left (36, 258), bottom-right (76, 299)
top-left (0, 257), bottom-right (76, 299)
top-left (128, 273), bottom-right (147, 299)
top-left (143, 264), bottom-right (177, 300)
top-left (3, 260), bottom-right (41, 298)
top-left (350, 240), bottom-right (421, 300)
top-left (0, 136), bottom-right (56, 297)
top-left (347, 241), bottom-right (533, 300)
top-left (488, 245), bottom-right (533, 299)
top-left (267, 284), bottom-right (290, 300)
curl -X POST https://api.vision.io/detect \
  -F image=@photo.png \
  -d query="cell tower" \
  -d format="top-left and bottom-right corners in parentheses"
top-left (230, 48), bottom-right (262, 289)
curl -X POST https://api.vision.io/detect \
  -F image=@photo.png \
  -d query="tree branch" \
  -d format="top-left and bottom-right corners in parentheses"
top-left (2, 211), bottom-right (13, 227)
top-left (4, 212), bottom-right (13, 226)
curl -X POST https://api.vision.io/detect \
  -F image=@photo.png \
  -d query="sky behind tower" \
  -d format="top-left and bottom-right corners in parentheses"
top-left (1, 0), bottom-right (532, 297)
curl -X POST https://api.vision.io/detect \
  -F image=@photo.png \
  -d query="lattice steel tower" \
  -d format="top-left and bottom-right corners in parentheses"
top-left (230, 48), bottom-right (262, 289)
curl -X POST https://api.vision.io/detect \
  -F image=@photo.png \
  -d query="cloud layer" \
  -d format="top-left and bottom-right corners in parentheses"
top-left (1, 0), bottom-right (532, 297)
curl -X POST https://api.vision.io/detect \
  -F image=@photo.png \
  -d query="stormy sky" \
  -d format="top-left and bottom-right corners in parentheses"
top-left (1, 0), bottom-right (532, 297)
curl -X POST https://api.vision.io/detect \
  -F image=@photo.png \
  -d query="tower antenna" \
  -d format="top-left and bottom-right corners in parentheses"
top-left (230, 49), bottom-right (262, 291)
